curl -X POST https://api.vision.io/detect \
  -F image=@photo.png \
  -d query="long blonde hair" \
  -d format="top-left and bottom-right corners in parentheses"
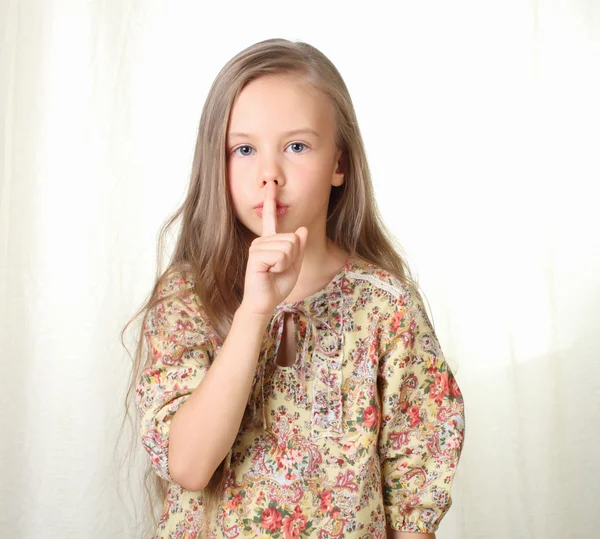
top-left (116, 37), bottom-right (428, 537)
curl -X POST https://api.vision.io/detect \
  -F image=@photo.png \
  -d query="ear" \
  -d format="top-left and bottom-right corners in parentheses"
top-left (332, 149), bottom-right (345, 187)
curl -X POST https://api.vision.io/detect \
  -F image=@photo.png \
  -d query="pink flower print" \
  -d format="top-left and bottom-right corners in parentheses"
top-left (362, 405), bottom-right (380, 429)
top-left (226, 493), bottom-right (242, 510)
top-left (426, 357), bottom-right (441, 375)
top-left (390, 309), bottom-right (404, 333)
top-left (408, 405), bottom-right (421, 427)
top-left (146, 368), bottom-right (162, 382)
top-left (282, 505), bottom-right (307, 539)
top-left (448, 376), bottom-right (462, 399)
top-left (319, 490), bottom-right (333, 513)
top-left (430, 372), bottom-right (450, 406)
top-left (399, 394), bottom-right (410, 413)
top-left (261, 507), bottom-right (283, 532)
top-left (330, 507), bottom-right (341, 519)
top-left (276, 453), bottom-right (294, 470)
top-left (444, 431), bottom-right (462, 450)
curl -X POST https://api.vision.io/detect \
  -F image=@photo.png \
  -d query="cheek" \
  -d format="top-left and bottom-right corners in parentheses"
top-left (227, 173), bottom-right (246, 215)
top-left (301, 160), bottom-right (336, 192)
top-left (228, 160), bottom-right (254, 194)
top-left (302, 154), bottom-right (336, 181)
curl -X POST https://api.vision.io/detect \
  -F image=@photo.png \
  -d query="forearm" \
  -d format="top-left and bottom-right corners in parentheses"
top-left (168, 305), bottom-right (271, 490)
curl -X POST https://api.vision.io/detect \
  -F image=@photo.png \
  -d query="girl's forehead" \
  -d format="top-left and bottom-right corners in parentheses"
top-left (228, 76), bottom-right (335, 138)
top-left (234, 76), bottom-right (321, 111)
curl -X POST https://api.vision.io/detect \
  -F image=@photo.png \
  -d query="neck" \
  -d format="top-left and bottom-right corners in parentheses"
top-left (283, 235), bottom-right (348, 304)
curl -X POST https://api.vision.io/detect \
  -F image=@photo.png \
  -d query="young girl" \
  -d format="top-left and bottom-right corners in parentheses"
top-left (128, 38), bottom-right (465, 539)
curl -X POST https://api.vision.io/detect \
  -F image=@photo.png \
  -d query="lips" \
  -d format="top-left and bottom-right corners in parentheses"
top-left (255, 203), bottom-right (288, 209)
top-left (255, 205), bottom-right (289, 217)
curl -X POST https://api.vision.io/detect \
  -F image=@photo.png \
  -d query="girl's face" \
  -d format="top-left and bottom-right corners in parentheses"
top-left (226, 73), bottom-right (344, 238)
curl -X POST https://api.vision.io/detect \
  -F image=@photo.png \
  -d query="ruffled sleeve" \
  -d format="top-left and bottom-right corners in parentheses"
top-left (377, 285), bottom-right (466, 533)
top-left (134, 273), bottom-right (214, 483)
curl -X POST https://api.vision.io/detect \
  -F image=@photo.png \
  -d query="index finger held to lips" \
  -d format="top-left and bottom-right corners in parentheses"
top-left (261, 182), bottom-right (277, 237)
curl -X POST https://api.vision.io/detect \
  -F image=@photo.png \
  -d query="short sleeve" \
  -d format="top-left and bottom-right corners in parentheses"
top-left (134, 273), bottom-right (214, 483)
top-left (377, 286), bottom-right (466, 534)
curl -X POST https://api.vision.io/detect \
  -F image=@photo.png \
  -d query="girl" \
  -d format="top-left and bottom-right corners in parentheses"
top-left (125, 38), bottom-right (465, 538)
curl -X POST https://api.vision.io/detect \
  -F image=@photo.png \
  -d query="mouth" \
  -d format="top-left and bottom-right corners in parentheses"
top-left (255, 202), bottom-right (288, 209)
top-left (255, 204), bottom-right (289, 217)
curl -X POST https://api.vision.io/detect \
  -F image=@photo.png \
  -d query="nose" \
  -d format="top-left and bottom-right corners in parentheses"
top-left (257, 152), bottom-right (285, 189)
top-left (261, 178), bottom-right (280, 192)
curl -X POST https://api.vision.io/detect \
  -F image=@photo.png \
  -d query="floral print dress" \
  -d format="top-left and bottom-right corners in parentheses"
top-left (135, 254), bottom-right (466, 538)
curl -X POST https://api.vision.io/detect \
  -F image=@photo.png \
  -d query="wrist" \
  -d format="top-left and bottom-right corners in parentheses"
top-left (235, 303), bottom-right (273, 326)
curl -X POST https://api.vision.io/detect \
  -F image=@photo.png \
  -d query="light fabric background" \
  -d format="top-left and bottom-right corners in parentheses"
top-left (1, 1), bottom-right (598, 538)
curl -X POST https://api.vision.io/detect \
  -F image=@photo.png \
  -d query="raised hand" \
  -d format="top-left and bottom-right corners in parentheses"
top-left (239, 181), bottom-right (308, 317)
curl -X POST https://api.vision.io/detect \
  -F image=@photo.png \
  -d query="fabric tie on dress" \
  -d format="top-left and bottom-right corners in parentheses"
top-left (252, 277), bottom-right (346, 441)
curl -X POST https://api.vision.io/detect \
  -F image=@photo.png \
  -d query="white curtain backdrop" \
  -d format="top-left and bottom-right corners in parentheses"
top-left (1, 1), bottom-right (598, 538)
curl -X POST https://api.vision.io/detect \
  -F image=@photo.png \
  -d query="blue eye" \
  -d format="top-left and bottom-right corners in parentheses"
top-left (288, 142), bottom-right (307, 153)
top-left (231, 142), bottom-right (308, 157)
top-left (233, 145), bottom-right (254, 157)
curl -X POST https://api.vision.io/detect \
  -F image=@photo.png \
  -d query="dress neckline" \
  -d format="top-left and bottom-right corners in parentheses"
top-left (257, 253), bottom-right (352, 437)
top-left (275, 252), bottom-right (354, 309)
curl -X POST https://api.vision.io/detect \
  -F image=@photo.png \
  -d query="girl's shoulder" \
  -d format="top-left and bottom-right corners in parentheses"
top-left (145, 268), bottom-right (218, 349)
top-left (347, 255), bottom-right (417, 302)
top-left (147, 269), bottom-right (208, 332)
top-left (156, 268), bottom-right (197, 301)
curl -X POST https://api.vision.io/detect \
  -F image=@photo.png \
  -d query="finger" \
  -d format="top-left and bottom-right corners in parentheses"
top-left (252, 249), bottom-right (289, 274)
top-left (261, 181), bottom-right (277, 237)
top-left (250, 239), bottom-right (298, 260)
top-left (292, 227), bottom-right (307, 273)
top-left (257, 233), bottom-right (298, 244)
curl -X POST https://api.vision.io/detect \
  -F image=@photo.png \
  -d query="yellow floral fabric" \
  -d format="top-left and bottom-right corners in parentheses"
top-left (135, 254), bottom-right (466, 538)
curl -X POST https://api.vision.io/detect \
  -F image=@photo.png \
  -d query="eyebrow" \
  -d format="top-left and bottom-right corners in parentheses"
top-left (227, 128), bottom-right (321, 140)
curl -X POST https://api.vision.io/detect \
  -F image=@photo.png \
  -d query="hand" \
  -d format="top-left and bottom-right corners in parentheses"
top-left (239, 181), bottom-right (308, 317)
